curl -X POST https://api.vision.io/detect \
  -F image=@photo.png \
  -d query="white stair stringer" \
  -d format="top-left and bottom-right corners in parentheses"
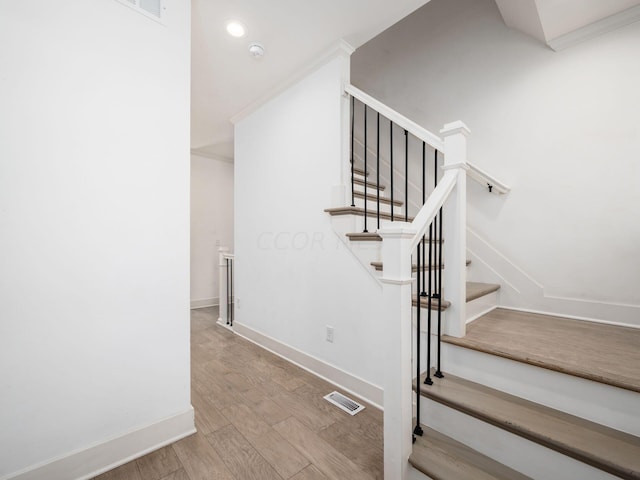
top-left (441, 342), bottom-right (640, 437)
top-left (328, 214), bottom-right (382, 281)
top-left (419, 396), bottom-right (619, 480)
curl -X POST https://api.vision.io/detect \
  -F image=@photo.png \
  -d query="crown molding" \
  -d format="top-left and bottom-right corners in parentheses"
top-left (548, 4), bottom-right (640, 51)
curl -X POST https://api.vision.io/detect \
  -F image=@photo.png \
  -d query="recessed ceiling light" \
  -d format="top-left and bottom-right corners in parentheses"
top-left (226, 21), bottom-right (246, 38)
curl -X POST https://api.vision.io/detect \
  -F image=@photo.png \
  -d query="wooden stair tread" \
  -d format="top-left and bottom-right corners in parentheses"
top-left (466, 281), bottom-right (500, 301)
top-left (410, 425), bottom-right (531, 480)
top-left (370, 259), bottom-right (471, 271)
top-left (417, 371), bottom-right (640, 479)
top-left (345, 232), bottom-right (384, 241)
top-left (324, 206), bottom-right (412, 222)
top-left (353, 190), bottom-right (403, 206)
top-left (412, 282), bottom-right (499, 311)
top-left (413, 294), bottom-right (451, 311)
top-left (443, 308), bottom-right (640, 394)
top-left (352, 166), bottom-right (369, 176)
top-left (345, 232), bottom-right (442, 242)
top-left (353, 177), bottom-right (385, 190)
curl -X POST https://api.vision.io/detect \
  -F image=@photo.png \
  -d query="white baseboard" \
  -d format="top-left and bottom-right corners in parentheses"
top-left (190, 297), bottom-right (219, 309)
top-left (5, 408), bottom-right (196, 480)
top-left (216, 318), bottom-right (234, 331)
top-left (234, 322), bottom-right (384, 410)
top-left (497, 305), bottom-right (640, 330)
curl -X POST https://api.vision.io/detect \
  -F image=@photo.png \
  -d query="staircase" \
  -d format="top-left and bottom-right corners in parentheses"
top-left (326, 85), bottom-right (640, 479)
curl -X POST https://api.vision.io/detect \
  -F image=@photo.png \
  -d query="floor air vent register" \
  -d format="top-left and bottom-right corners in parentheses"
top-left (323, 391), bottom-right (365, 416)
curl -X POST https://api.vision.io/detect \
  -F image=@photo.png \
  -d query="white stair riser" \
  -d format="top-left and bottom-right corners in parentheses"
top-left (419, 397), bottom-right (619, 480)
top-left (466, 290), bottom-right (498, 323)
top-left (441, 343), bottom-right (640, 437)
top-left (329, 215), bottom-right (382, 277)
top-left (351, 183), bottom-right (388, 197)
top-left (353, 196), bottom-right (402, 215)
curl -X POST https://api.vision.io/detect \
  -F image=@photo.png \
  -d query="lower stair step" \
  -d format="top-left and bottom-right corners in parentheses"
top-left (410, 425), bottom-right (531, 480)
top-left (324, 206), bottom-right (413, 222)
top-left (345, 232), bottom-right (442, 242)
top-left (353, 190), bottom-right (403, 206)
top-left (412, 282), bottom-right (500, 311)
top-left (370, 259), bottom-right (471, 271)
top-left (442, 308), bottom-right (640, 394)
top-left (416, 371), bottom-right (640, 479)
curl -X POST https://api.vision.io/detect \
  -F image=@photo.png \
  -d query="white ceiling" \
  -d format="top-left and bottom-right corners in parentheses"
top-left (190, 0), bottom-right (430, 158)
top-left (191, 0), bottom-right (640, 159)
top-left (495, 0), bottom-right (640, 46)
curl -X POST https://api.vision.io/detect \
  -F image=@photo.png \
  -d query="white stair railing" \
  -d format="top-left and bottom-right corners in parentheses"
top-left (378, 121), bottom-right (470, 480)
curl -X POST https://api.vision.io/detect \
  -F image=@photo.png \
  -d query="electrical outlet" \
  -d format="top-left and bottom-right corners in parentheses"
top-left (326, 326), bottom-right (334, 343)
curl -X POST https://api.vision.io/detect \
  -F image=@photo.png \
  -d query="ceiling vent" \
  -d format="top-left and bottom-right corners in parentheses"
top-left (323, 391), bottom-right (365, 416)
top-left (115, 0), bottom-right (165, 24)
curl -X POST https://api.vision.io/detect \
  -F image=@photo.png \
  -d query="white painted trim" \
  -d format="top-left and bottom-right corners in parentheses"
top-left (409, 170), bottom-right (458, 249)
top-left (467, 227), bottom-right (640, 327)
top-left (189, 149), bottom-right (234, 163)
top-left (190, 297), bottom-right (219, 309)
top-left (345, 84), bottom-right (444, 151)
top-left (380, 278), bottom-right (414, 286)
top-left (216, 318), bottom-right (234, 331)
top-left (4, 408), bottom-right (195, 480)
top-left (440, 120), bottom-right (470, 138)
top-left (231, 40), bottom-right (355, 124)
top-left (233, 322), bottom-right (383, 410)
top-left (497, 305), bottom-right (640, 330)
top-left (548, 4), bottom-right (640, 51)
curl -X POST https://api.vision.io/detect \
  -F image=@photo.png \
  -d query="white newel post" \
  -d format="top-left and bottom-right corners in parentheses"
top-left (217, 247), bottom-right (230, 325)
top-left (378, 222), bottom-right (417, 480)
top-left (440, 121), bottom-right (470, 338)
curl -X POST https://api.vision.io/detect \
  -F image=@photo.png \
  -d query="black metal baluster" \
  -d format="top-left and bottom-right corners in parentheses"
top-left (414, 244), bottom-right (424, 437)
top-left (350, 97), bottom-right (355, 207)
top-left (425, 221), bottom-right (433, 386)
top-left (363, 105), bottom-right (368, 233)
top-left (435, 205), bottom-right (444, 378)
top-left (230, 258), bottom-right (234, 327)
top-left (226, 257), bottom-right (230, 325)
top-left (404, 130), bottom-right (408, 222)
top-left (421, 142), bottom-right (426, 296)
top-left (376, 113), bottom-right (380, 230)
top-left (434, 150), bottom-right (443, 378)
top-left (433, 151), bottom-right (439, 302)
top-left (390, 122), bottom-right (394, 222)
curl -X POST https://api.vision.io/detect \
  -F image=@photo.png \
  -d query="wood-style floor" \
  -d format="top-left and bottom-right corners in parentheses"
top-left (443, 308), bottom-right (640, 393)
top-left (92, 307), bottom-right (383, 480)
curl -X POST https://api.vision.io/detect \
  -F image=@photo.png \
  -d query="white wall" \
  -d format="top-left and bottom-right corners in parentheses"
top-left (0, 1), bottom-right (192, 478)
top-left (352, 0), bottom-right (640, 326)
top-left (190, 154), bottom-right (234, 308)
top-left (234, 51), bottom-right (386, 403)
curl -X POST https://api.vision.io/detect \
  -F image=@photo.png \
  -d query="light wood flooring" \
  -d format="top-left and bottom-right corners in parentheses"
top-left (443, 308), bottom-right (640, 393)
top-left (92, 307), bottom-right (383, 480)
